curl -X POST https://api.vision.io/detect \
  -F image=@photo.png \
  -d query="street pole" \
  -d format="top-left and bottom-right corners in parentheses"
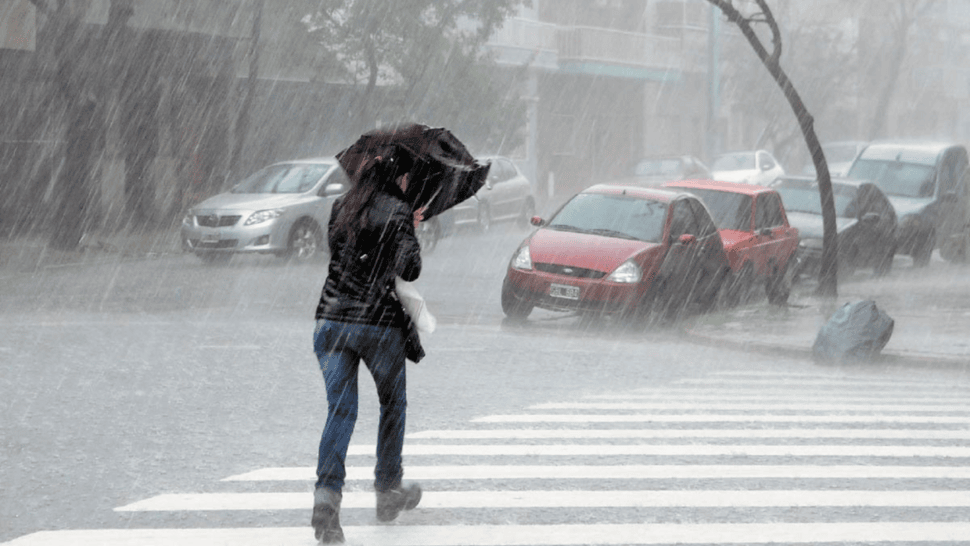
top-left (705, 3), bottom-right (720, 163)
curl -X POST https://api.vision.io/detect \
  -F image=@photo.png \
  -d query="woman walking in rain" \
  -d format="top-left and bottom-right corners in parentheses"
top-left (311, 147), bottom-right (424, 543)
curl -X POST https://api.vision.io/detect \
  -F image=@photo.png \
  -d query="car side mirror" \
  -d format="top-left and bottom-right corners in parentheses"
top-left (862, 212), bottom-right (880, 224)
top-left (530, 216), bottom-right (546, 227)
top-left (759, 227), bottom-right (773, 236)
top-left (676, 233), bottom-right (697, 246)
top-left (324, 183), bottom-right (345, 197)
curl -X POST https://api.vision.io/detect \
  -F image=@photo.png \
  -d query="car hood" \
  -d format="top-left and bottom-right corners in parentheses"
top-left (712, 169), bottom-right (758, 183)
top-left (528, 228), bottom-right (659, 273)
top-left (885, 195), bottom-right (932, 219)
top-left (785, 211), bottom-right (856, 239)
top-left (192, 192), bottom-right (316, 212)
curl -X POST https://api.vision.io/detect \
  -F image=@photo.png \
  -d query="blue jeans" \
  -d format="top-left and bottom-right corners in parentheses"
top-left (313, 319), bottom-right (408, 494)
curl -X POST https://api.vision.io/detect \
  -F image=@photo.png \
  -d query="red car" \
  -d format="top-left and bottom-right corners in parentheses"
top-left (501, 184), bottom-right (730, 321)
top-left (663, 179), bottom-right (799, 304)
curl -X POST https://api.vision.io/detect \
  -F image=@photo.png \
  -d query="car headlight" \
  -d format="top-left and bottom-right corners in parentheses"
top-left (606, 259), bottom-right (642, 283)
top-left (511, 245), bottom-right (532, 270)
top-left (182, 213), bottom-right (194, 226)
top-left (244, 209), bottom-right (284, 226)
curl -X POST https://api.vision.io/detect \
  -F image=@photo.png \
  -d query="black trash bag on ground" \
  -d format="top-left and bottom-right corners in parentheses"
top-left (812, 300), bottom-right (894, 363)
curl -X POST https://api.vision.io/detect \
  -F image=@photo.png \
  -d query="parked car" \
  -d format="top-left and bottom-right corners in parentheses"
top-left (500, 183), bottom-right (730, 322)
top-left (711, 150), bottom-right (785, 186)
top-left (772, 176), bottom-right (897, 277)
top-left (800, 140), bottom-right (868, 177)
top-left (845, 141), bottom-right (970, 266)
top-left (627, 155), bottom-right (711, 186)
top-left (449, 155), bottom-right (535, 231)
top-left (181, 157), bottom-right (347, 263)
top-left (663, 180), bottom-right (799, 305)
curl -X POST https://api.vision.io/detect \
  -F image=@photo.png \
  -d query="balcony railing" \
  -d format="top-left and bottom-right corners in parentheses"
top-left (557, 26), bottom-right (682, 71)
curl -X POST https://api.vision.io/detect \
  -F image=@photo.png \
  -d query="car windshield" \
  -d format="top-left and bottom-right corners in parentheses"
top-left (824, 144), bottom-right (862, 163)
top-left (773, 179), bottom-right (858, 218)
top-left (231, 163), bottom-right (333, 194)
top-left (846, 159), bottom-right (935, 198)
top-left (634, 159), bottom-right (681, 177)
top-left (673, 188), bottom-right (752, 231)
top-left (712, 153), bottom-right (755, 171)
top-left (548, 193), bottom-right (667, 243)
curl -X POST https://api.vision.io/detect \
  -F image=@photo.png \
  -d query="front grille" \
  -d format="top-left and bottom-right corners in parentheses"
top-left (196, 214), bottom-right (241, 228)
top-left (534, 263), bottom-right (606, 279)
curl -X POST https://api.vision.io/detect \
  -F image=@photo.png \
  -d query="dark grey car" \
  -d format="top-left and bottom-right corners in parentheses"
top-left (846, 141), bottom-right (970, 266)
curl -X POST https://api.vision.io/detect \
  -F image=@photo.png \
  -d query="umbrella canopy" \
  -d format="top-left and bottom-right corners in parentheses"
top-left (336, 123), bottom-right (491, 219)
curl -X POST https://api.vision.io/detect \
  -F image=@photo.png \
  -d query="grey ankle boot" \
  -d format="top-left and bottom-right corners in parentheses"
top-left (312, 488), bottom-right (344, 543)
top-left (376, 482), bottom-right (422, 522)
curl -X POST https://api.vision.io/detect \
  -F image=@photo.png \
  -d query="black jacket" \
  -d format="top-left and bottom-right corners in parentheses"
top-left (315, 186), bottom-right (421, 327)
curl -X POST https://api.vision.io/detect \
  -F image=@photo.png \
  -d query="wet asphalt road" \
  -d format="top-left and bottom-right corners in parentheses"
top-left (2, 224), bottom-right (968, 543)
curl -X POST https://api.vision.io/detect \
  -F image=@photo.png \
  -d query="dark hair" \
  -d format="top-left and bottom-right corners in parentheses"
top-left (332, 146), bottom-right (414, 247)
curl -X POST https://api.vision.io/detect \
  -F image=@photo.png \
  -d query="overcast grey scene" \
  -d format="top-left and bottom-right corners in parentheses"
top-left (4, 1), bottom-right (970, 545)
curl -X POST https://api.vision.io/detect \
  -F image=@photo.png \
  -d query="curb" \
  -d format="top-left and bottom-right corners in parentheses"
top-left (683, 330), bottom-right (970, 370)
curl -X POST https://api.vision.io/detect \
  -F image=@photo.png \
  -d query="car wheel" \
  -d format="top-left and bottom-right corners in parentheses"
top-left (874, 243), bottom-right (895, 276)
top-left (766, 260), bottom-right (791, 305)
top-left (500, 278), bottom-right (533, 320)
top-left (518, 198), bottom-right (536, 229)
top-left (722, 263), bottom-right (754, 308)
top-left (477, 203), bottom-right (491, 233)
top-left (415, 217), bottom-right (441, 253)
top-left (912, 231), bottom-right (934, 267)
top-left (286, 220), bottom-right (322, 262)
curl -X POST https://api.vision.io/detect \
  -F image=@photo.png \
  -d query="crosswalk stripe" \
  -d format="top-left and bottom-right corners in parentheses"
top-left (114, 490), bottom-right (970, 512)
top-left (674, 377), bottom-right (965, 388)
top-left (9, 522), bottom-right (970, 545)
top-left (344, 443), bottom-right (970, 457)
top-left (223, 464), bottom-right (970, 482)
top-left (473, 413), bottom-right (970, 423)
top-left (407, 428), bottom-right (970, 440)
top-left (584, 392), bottom-right (970, 401)
top-left (531, 401), bottom-right (970, 412)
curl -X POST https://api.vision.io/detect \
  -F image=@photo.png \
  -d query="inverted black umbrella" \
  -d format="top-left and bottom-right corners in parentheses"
top-left (336, 123), bottom-right (491, 219)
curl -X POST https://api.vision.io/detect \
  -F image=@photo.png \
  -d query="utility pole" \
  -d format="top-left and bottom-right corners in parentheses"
top-left (705, 2), bottom-right (720, 163)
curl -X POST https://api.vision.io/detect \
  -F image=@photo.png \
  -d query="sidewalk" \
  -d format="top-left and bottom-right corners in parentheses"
top-left (683, 262), bottom-right (970, 368)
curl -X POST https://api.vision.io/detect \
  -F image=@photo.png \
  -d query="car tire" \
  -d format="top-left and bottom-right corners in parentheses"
top-left (874, 244), bottom-right (895, 276)
top-left (723, 263), bottom-right (754, 308)
top-left (518, 198), bottom-right (536, 229)
top-left (912, 231), bottom-right (934, 268)
top-left (766, 261), bottom-right (791, 305)
top-left (477, 203), bottom-right (491, 233)
top-left (500, 278), bottom-right (533, 320)
top-left (286, 220), bottom-right (322, 263)
top-left (415, 217), bottom-right (441, 253)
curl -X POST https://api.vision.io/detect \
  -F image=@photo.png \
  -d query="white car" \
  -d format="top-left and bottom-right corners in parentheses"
top-left (180, 157), bottom-right (348, 263)
top-left (711, 150), bottom-right (785, 186)
top-left (448, 155), bottom-right (536, 231)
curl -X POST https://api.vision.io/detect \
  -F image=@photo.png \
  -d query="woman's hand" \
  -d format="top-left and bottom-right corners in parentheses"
top-left (413, 207), bottom-right (426, 229)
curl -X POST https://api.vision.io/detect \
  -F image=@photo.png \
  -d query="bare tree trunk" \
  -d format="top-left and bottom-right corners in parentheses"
top-left (231, 0), bottom-right (263, 176)
top-left (706, 0), bottom-right (838, 297)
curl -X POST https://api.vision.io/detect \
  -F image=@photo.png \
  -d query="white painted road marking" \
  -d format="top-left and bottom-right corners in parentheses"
top-left (114, 490), bottom-right (970, 512)
top-left (531, 401), bottom-right (970, 412)
top-left (223, 464), bottom-right (970, 482)
top-left (408, 428), bottom-right (970, 440)
top-left (343, 443), bottom-right (970, 457)
top-left (473, 413), bottom-right (970, 423)
top-left (9, 522), bottom-right (970, 545)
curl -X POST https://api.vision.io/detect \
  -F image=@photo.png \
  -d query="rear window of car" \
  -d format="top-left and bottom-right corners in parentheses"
top-left (671, 187), bottom-right (751, 231)
top-left (232, 163), bottom-right (333, 194)
top-left (847, 159), bottom-right (935, 198)
top-left (548, 193), bottom-right (667, 243)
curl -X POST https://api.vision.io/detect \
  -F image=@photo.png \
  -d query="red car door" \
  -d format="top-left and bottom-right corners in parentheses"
top-left (752, 192), bottom-right (797, 277)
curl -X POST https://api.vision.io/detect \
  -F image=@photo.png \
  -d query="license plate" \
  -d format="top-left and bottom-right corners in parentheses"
top-left (549, 283), bottom-right (580, 300)
top-left (201, 233), bottom-right (220, 243)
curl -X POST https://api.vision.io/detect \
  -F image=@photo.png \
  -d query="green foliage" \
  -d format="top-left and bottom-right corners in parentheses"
top-left (302, 0), bottom-right (529, 150)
